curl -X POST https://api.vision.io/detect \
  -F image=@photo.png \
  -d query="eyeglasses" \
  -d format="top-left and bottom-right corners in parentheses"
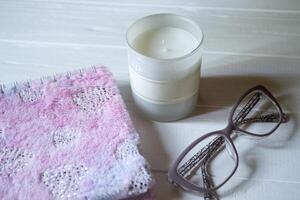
top-left (168, 85), bottom-right (288, 197)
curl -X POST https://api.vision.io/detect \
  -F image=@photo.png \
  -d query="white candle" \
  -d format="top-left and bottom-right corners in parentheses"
top-left (132, 27), bottom-right (199, 59)
top-left (126, 14), bottom-right (203, 121)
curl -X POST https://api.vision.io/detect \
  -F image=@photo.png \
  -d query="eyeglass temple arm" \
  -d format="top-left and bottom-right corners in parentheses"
top-left (201, 142), bottom-right (222, 200)
top-left (235, 92), bottom-right (288, 125)
top-left (177, 136), bottom-right (224, 177)
top-left (178, 93), bottom-right (261, 177)
top-left (233, 92), bottom-right (261, 124)
top-left (177, 137), bottom-right (222, 198)
top-left (237, 112), bottom-right (288, 126)
top-left (201, 164), bottom-right (219, 200)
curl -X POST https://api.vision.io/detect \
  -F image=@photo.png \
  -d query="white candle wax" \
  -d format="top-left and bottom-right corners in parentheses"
top-left (132, 27), bottom-right (199, 59)
top-left (126, 14), bottom-right (203, 121)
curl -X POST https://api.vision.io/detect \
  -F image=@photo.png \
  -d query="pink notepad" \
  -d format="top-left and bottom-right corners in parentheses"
top-left (0, 66), bottom-right (153, 200)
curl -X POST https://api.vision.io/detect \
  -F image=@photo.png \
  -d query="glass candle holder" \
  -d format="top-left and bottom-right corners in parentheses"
top-left (126, 13), bottom-right (204, 121)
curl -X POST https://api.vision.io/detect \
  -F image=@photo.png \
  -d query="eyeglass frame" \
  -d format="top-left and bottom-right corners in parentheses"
top-left (168, 85), bottom-right (287, 194)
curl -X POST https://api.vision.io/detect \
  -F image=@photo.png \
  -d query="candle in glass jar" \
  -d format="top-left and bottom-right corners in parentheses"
top-left (132, 27), bottom-right (199, 59)
top-left (126, 14), bottom-right (203, 121)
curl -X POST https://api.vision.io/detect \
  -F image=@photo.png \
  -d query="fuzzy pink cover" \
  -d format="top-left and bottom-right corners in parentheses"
top-left (0, 66), bottom-right (153, 200)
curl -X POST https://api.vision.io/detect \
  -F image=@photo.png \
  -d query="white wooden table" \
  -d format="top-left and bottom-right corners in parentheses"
top-left (1, 0), bottom-right (300, 199)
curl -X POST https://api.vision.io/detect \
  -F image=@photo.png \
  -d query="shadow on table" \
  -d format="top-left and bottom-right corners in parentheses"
top-left (118, 80), bottom-right (171, 171)
top-left (189, 75), bottom-right (282, 117)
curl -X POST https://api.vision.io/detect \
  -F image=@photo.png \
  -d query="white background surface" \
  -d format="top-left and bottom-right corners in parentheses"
top-left (0, 0), bottom-right (300, 199)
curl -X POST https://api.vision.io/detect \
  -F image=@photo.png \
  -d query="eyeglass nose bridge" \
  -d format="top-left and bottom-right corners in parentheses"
top-left (222, 123), bottom-right (236, 136)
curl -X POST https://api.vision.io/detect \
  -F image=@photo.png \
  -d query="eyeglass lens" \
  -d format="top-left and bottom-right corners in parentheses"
top-left (233, 90), bottom-right (281, 136)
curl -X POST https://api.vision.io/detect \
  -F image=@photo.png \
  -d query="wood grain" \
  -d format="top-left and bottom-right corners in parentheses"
top-left (0, 0), bottom-right (300, 199)
top-left (1, 1), bottom-right (300, 58)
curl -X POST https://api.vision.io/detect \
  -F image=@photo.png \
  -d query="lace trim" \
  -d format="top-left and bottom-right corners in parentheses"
top-left (90, 161), bottom-right (152, 199)
top-left (0, 147), bottom-right (34, 177)
top-left (52, 128), bottom-right (80, 148)
top-left (41, 164), bottom-right (89, 199)
top-left (19, 88), bottom-right (43, 103)
top-left (128, 167), bottom-right (152, 196)
top-left (115, 139), bottom-right (139, 160)
top-left (114, 140), bottom-right (152, 197)
top-left (72, 86), bottom-right (117, 113)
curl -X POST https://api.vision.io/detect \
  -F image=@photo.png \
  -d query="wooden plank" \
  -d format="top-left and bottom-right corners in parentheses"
top-left (6, 0), bottom-right (300, 12)
top-left (152, 171), bottom-right (300, 200)
top-left (0, 1), bottom-right (300, 57)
